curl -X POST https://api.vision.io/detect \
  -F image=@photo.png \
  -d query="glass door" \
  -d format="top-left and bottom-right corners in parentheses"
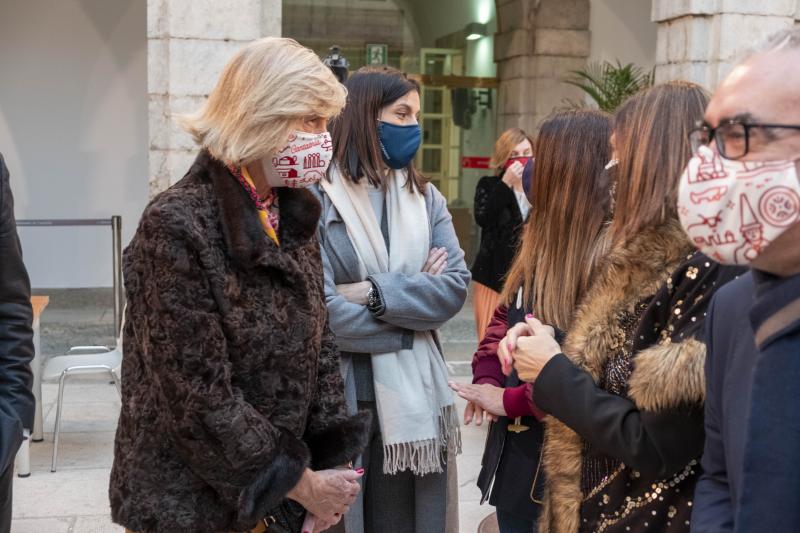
top-left (417, 48), bottom-right (463, 201)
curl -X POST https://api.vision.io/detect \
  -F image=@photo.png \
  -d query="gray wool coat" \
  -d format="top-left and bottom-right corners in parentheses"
top-left (310, 181), bottom-right (470, 374)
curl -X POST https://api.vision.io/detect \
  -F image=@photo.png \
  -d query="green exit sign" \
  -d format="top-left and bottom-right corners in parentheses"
top-left (366, 44), bottom-right (388, 66)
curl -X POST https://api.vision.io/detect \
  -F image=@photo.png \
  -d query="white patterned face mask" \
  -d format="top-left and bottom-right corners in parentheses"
top-left (262, 131), bottom-right (333, 188)
top-left (678, 145), bottom-right (800, 265)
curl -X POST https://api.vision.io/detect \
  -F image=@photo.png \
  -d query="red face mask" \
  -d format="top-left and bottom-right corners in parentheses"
top-left (504, 156), bottom-right (531, 171)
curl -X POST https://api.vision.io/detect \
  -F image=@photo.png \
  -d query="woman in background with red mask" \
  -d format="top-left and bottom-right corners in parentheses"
top-left (471, 128), bottom-right (533, 340)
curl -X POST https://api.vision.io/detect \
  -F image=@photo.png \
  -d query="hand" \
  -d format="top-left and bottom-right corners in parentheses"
top-left (422, 247), bottom-right (448, 275)
top-left (498, 320), bottom-right (536, 376)
top-left (302, 512), bottom-right (340, 533)
top-left (449, 382), bottom-right (506, 425)
top-left (462, 400), bottom-right (494, 426)
top-left (336, 281), bottom-right (372, 306)
top-left (512, 317), bottom-right (560, 382)
top-left (287, 468), bottom-right (364, 523)
top-left (502, 161), bottom-right (524, 189)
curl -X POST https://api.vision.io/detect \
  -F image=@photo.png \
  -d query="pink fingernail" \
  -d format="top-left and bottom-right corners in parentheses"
top-left (526, 313), bottom-right (534, 318)
top-left (355, 468), bottom-right (365, 474)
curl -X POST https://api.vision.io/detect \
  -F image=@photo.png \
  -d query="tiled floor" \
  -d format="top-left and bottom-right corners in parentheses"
top-left (12, 289), bottom-right (496, 532)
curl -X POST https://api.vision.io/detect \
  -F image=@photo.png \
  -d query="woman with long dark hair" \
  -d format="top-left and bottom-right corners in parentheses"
top-left (503, 82), bottom-right (745, 533)
top-left (312, 66), bottom-right (470, 533)
top-left (452, 109), bottom-right (613, 533)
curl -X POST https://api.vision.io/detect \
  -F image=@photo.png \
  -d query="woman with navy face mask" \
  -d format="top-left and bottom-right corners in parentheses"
top-left (311, 66), bottom-right (470, 533)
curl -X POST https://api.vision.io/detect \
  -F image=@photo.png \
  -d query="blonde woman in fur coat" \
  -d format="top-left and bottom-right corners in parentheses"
top-left (499, 82), bottom-right (745, 533)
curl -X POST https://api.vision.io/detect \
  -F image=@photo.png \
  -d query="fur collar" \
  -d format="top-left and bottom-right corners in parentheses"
top-left (194, 151), bottom-right (322, 271)
top-left (538, 220), bottom-right (704, 533)
top-left (562, 219), bottom-right (694, 380)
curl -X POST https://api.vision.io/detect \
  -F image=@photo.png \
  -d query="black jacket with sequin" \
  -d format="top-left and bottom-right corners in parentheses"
top-left (531, 220), bottom-right (745, 533)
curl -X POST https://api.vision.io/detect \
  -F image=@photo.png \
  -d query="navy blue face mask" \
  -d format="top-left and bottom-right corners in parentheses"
top-left (377, 121), bottom-right (422, 169)
top-left (522, 157), bottom-right (534, 199)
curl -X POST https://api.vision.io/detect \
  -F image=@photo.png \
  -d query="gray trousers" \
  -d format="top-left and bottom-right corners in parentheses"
top-left (334, 401), bottom-right (450, 533)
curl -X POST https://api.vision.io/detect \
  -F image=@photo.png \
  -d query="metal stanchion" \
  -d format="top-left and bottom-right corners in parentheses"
top-left (111, 216), bottom-right (123, 337)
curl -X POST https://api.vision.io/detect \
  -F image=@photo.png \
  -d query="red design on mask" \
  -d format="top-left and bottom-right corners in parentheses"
top-left (759, 186), bottom-right (800, 227)
top-left (692, 150), bottom-right (728, 183)
top-left (735, 194), bottom-right (770, 263)
top-left (304, 153), bottom-right (326, 169)
top-left (690, 185), bottom-right (729, 205)
top-left (692, 231), bottom-right (738, 248)
top-left (687, 211), bottom-right (723, 231)
top-left (303, 169), bottom-right (326, 183)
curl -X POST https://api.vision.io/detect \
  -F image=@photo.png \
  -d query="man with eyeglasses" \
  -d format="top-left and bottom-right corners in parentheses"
top-left (679, 29), bottom-right (800, 533)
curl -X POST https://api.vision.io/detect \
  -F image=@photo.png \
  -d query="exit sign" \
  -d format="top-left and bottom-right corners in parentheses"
top-left (366, 44), bottom-right (388, 66)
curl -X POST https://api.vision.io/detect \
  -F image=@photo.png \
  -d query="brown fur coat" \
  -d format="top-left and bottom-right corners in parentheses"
top-left (536, 221), bottom-right (740, 532)
top-left (109, 152), bottom-right (370, 533)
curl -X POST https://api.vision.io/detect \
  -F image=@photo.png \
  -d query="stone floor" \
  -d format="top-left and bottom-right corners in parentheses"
top-left (12, 289), bottom-right (496, 532)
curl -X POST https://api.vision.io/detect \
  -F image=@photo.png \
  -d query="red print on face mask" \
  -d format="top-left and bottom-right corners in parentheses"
top-left (678, 145), bottom-right (800, 265)
top-left (504, 157), bottom-right (530, 171)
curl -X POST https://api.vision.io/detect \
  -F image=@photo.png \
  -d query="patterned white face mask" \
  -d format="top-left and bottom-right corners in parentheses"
top-left (262, 131), bottom-right (333, 188)
top-left (678, 145), bottom-right (800, 265)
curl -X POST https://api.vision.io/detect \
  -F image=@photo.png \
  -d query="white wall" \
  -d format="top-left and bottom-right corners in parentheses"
top-left (0, 0), bottom-right (148, 288)
top-left (589, 0), bottom-right (657, 69)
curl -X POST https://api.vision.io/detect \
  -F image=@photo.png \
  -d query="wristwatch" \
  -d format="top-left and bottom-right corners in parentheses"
top-left (366, 283), bottom-right (384, 315)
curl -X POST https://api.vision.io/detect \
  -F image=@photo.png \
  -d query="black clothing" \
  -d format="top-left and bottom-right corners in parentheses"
top-left (692, 273), bottom-right (755, 532)
top-left (0, 462), bottom-right (12, 533)
top-left (471, 175), bottom-right (525, 292)
top-left (693, 270), bottom-right (800, 532)
top-left (0, 153), bottom-right (34, 479)
top-left (0, 152), bottom-right (34, 533)
top-left (733, 270), bottom-right (800, 531)
top-left (477, 307), bottom-right (543, 523)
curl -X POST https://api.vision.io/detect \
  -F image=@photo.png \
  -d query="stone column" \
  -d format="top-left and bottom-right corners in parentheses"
top-left (652, 0), bottom-right (797, 89)
top-left (494, 0), bottom-right (589, 133)
top-left (147, 0), bottom-right (282, 197)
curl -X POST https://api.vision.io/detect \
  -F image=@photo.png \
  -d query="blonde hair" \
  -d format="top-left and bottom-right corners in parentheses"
top-left (180, 37), bottom-right (346, 166)
top-left (489, 128), bottom-right (531, 173)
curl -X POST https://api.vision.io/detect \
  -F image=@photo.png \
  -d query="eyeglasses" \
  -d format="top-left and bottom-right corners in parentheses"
top-left (689, 120), bottom-right (800, 159)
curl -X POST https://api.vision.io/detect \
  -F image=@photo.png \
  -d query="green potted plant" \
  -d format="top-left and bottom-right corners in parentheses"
top-left (564, 60), bottom-right (655, 112)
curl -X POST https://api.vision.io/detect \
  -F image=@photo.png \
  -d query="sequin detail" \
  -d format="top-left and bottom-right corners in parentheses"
top-left (581, 302), bottom-right (648, 498)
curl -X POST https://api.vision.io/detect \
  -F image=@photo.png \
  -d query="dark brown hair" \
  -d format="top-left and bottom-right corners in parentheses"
top-left (501, 109), bottom-right (613, 329)
top-left (329, 66), bottom-right (426, 191)
top-left (610, 81), bottom-right (710, 245)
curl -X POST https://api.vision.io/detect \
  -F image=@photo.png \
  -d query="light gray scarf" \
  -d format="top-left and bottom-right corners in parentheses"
top-left (321, 166), bottom-right (461, 475)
